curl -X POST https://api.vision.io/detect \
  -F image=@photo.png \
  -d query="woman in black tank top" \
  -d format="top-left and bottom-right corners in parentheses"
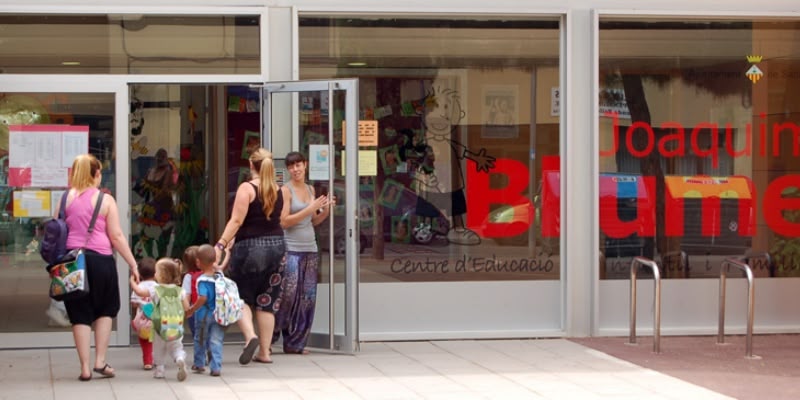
top-left (215, 148), bottom-right (290, 365)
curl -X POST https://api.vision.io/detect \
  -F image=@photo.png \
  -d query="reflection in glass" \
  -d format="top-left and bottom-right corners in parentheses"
top-left (0, 92), bottom-right (114, 332)
top-left (0, 14), bottom-right (259, 74)
top-left (598, 20), bottom-right (800, 279)
top-left (299, 16), bottom-right (561, 282)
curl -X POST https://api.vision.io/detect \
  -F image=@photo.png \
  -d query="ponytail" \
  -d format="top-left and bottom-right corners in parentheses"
top-left (250, 148), bottom-right (278, 219)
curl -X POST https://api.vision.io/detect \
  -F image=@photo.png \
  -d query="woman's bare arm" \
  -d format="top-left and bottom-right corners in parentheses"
top-left (104, 194), bottom-right (140, 282)
top-left (218, 182), bottom-right (253, 243)
top-left (215, 182), bottom-right (253, 262)
top-left (281, 185), bottom-right (329, 229)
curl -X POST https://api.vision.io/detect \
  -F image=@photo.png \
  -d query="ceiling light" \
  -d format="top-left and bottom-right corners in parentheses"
top-left (61, 61), bottom-right (81, 66)
top-left (347, 62), bottom-right (367, 67)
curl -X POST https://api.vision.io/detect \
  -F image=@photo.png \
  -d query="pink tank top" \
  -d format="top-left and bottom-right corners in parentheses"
top-left (65, 188), bottom-right (112, 255)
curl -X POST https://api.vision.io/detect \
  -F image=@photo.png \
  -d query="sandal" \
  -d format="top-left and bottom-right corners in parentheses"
top-left (239, 337), bottom-right (259, 365)
top-left (143, 364), bottom-right (153, 371)
top-left (93, 363), bottom-right (115, 378)
top-left (78, 374), bottom-right (92, 381)
top-left (284, 348), bottom-right (310, 355)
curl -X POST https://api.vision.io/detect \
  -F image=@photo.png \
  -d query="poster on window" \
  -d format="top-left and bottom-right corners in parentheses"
top-left (309, 144), bottom-right (330, 181)
top-left (598, 87), bottom-right (631, 119)
top-left (481, 85), bottom-right (518, 139)
top-left (8, 124), bottom-right (88, 187)
top-left (12, 190), bottom-right (51, 217)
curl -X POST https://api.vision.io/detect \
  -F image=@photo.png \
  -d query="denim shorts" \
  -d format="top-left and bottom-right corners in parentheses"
top-left (230, 235), bottom-right (286, 313)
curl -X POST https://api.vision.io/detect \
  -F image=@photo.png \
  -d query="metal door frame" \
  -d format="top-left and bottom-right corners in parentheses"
top-left (262, 78), bottom-right (359, 353)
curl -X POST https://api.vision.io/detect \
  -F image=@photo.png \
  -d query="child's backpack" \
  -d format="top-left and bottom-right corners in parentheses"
top-left (40, 193), bottom-right (69, 265)
top-left (131, 307), bottom-right (153, 341)
top-left (189, 270), bottom-right (203, 304)
top-left (213, 272), bottom-right (244, 326)
top-left (151, 285), bottom-right (185, 341)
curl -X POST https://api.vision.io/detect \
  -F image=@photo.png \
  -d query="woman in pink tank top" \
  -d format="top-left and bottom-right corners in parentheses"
top-left (55, 154), bottom-right (140, 381)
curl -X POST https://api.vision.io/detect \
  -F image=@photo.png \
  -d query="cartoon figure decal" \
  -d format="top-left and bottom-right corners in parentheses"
top-left (130, 97), bottom-right (149, 159)
top-left (414, 83), bottom-right (495, 245)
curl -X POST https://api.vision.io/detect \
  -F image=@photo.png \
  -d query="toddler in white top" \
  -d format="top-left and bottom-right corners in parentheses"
top-left (130, 257), bottom-right (190, 381)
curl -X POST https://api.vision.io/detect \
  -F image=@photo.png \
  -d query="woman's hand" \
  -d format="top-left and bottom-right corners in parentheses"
top-left (131, 269), bottom-right (141, 284)
top-left (214, 244), bottom-right (223, 264)
top-left (310, 194), bottom-right (329, 212)
top-left (319, 195), bottom-right (335, 214)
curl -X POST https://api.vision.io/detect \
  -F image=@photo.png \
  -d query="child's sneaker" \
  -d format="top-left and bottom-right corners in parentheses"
top-left (153, 365), bottom-right (165, 379)
top-left (176, 359), bottom-right (187, 382)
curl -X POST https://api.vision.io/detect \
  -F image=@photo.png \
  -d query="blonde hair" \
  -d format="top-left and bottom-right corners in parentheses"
top-left (70, 154), bottom-right (102, 190)
top-left (250, 148), bottom-right (279, 220)
top-left (155, 258), bottom-right (183, 285)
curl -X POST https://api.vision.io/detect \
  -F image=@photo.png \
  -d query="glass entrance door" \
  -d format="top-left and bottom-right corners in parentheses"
top-left (263, 79), bottom-right (359, 353)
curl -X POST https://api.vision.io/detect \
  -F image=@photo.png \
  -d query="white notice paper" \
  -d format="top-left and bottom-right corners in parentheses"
top-left (308, 144), bottom-right (330, 181)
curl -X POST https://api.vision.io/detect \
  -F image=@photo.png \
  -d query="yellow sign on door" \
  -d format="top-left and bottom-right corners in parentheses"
top-left (342, 120), bottom-right (378, 146)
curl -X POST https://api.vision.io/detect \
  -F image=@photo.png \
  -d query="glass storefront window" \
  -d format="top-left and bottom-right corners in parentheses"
top-left (0, 14), bottom-right (259, 74)
top-left (0, 91), bottom-right (114, 332)
top-left (598, 19), bottom-right (800, 279)
top-left (299, 16), bottom-right (561, 282)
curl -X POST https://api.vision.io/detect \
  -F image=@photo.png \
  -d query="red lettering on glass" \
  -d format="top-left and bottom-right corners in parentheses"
top-left (659, 122), bottom-right (686, 157)
top-left (463, 119), bottom-right (798, 240)
top-left (626, 121), bottom-right (655, 158)
top-left (763, 175), bottom-right (800, 236)
top-left (603, 111), bottom-right (798, 160)
top-left (599, 176), bottom-right (656, 238)
top-left (665, 197), bottom-right (685, 236)
top-left (725, 123), bottom-right (751, 158)
top-left (690, 122), bottom-right (720, 168)
top-left (466, 170), bottom-right (798, 238)
top-left (599, 112), bottom-right (620, 156)
top-left (772, 122), bottom-right (800, 157)
top-left (465, 158), bottom-right (533, 238)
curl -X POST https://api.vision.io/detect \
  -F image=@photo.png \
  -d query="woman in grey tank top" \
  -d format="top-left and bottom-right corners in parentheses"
top-left (273, 152), bottom-right (334, 354)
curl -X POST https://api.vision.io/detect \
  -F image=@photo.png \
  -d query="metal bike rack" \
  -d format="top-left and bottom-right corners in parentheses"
top-left (744, 250), bottom-right (773, 277)
top-left (718, 257), bottom-right (759, 359)
top-left (628, 256), bottom-right (661, 353)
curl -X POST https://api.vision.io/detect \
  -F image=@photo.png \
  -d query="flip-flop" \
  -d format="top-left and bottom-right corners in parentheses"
top-left (239, 337), bottom-right (259, 365)
top-left (78, 374), bottom-right (92, 381)
top-left (252, 357), bottom-right (273, 364)
top-left (92, 363), bottom-right (115, 378)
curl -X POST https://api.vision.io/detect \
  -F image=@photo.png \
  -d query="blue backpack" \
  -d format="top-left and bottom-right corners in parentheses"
top-left (40, 192), bottom-right (69, 265)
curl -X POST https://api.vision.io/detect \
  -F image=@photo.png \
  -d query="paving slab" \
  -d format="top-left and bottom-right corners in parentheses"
top-left (0, 339), bottom-right (734, 400)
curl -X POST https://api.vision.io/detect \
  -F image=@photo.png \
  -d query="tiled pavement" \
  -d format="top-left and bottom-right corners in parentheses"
top-left (1, 339), bottom-right (733, 400)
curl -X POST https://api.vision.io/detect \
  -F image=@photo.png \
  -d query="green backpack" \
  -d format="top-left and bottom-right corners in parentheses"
top-left (151, 285), bottom-right (185, 342)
